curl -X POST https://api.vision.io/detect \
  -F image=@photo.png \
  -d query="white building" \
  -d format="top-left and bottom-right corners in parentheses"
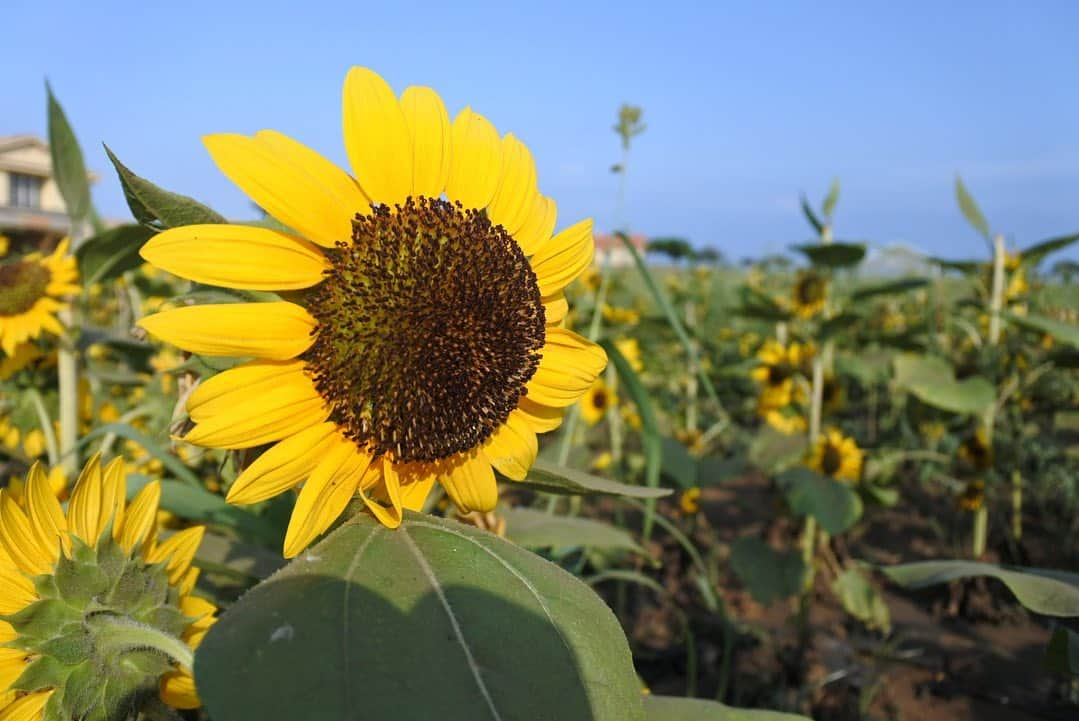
top-left (0, 135), bottom-right (93, 250)
top-left (594, 232), bottom-right (647, 268)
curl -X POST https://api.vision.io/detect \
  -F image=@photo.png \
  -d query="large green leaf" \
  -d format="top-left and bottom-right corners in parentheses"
top-left (104, 144), bottom-right (226, 227)
top-left (850, 277), bottom-right (929, 301)
top-left (734, 285), bottom-right (791, 322)
top-left (502, 507), bottom-right (645, 556)
top-left (1020, 232), bottom-right (1079, 267)
top-left (831, 567), bottom-right (891, 633)
top-left (749, 427), bottom-right (808, 474)
top-left (46, 82), bottom-right (91, 223)
top-left (1045, 627), bottom-right (1079, 675)
top-left (157, 481), bottom-right (281, 546)
top-left (882, 561), bottom-right (1079, 617)
top-left (893, 353), bottom-right (995, 415)
top-left (196, 512), bottom-right (644, 721)
top-left (1004, 312), bottom-right (1079, 349)
top-left (955, 175), bottom-right (990, 240)
top-left (75, 224), bottom-right (154, 286)
top-left (791, 242), bottom-right (866, 268)
top-left (515, 460), bottom-right (671, 499)
top-left (780, 467), bottom-right (863, 535)
top-left (645, 695), bottom-right (810, 721)
top-left (729, 537), bottom-right (807, 606)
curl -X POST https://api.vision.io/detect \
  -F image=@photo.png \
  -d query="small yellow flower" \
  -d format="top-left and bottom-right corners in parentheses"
top-left (580, 378), bottom-right (617, 426)
top-left (615, 337), bottom-right (643, 372)
top-left (591, 451), bottom-right (613, 472)
top-left (21, 428), bottom-right (46, 459)
top-left (957, 478), bottom-right (985, 511)
top-left (806, 428), bottom-right (863, 482)
top-left (679, 486), bottom-right (701, 515)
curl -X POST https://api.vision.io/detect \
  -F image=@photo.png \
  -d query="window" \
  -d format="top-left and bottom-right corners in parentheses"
top-left (8, 173), bottom-right (43, 208)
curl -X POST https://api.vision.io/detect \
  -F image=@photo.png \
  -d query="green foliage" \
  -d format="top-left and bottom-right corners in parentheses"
top-left (955, 175), bottom-right (990, 240)
top-left (780, 468), bottom-right (863, 535)
top-left (1004, 311), bottom-right (1079, 349)
top-left (730, 537), bottom-right (808, 605)
top-left (104, 145), bottom-right (226, 228)
top-left (893, 353), bottom-right (995, 416)
top-left (791, 242), bottom-right (866, 268)
top-left (515, 460), bottom-right (670, 498)
top-left (831, 567), bottom-right (891, 633)
top-left (46, 82), bottom-right (91, 224)
top-left (645, 695), bottom-right (810, 720)
top-left (502, 507), bottom-right (646, 556)
top-left (196, 512), bottom-right (645, 721)
top-left (75, 225), bottom-right (155, 286)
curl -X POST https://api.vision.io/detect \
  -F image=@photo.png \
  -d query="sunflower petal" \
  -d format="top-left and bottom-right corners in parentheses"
top-left (0, 690), bottom-right (52, 721)
top-left (0, 492), bottom-right (52, 576)
top-left (227, 422), bottom-right (339, 504)
top-left (140, 224), bottom-right (329, 291)
top-left (445, 108), bottom-right (502, 210)
top-left (187, 360), bottom-right (310, 422)
top-left (283, 436), bottom-right (371, 558)
top-left (487, 134), bottom-right (538, 237)
top-left (400, 86), bottom-right (451, 198)
top-left (24, 463), bottom-right (66, 562)
top-left (525, 327), bottom-right (608, 407)
top-left (120, 481), bottom-right (161, 554)
top-left (515, 195), bottom-right (557, 256)
top-left (482, 410), bottom-right (537, 481)
top-left (343, 67), bottom-right (413, 206)
top-left (516, 397), bottom-right (565, 433)
top-left (160, 670), bottom-right (201, 710)
top-left (254, 129), bottom-right (370, 216)
top-left (542, 294), bottom-right (568, 325)
top-left (101, 458), bottom-right (127, 540)
top-left (138, 302), bottom-right (315, 360)
top-left (362, 460), bottom-right (405, 527)
top-left (438, 451), bottom-right (498, 514)
top-left (147, 526), bottom-right (205, 585)
top-left (182, 383), bottom-right (329, 450)
top-left (65, 454), bottom-right (104, 546)
top-left (531, 218), bottom-right (594, 297)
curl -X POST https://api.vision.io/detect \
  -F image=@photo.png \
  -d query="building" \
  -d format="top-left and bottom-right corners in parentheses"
top-left (0, 135), bottom-right (92, 250)
top-left (594, 232), bottom-right (647, 268)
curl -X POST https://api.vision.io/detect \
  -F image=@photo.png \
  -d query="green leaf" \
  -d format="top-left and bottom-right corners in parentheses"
top-left (645, 695), bottom-right (810, 721)
top-left (74, 224), bottom-right (154, 286)
top-left (1045, 627), bottom-right (1079, 675)
top-left (660, 436), bottom-right (697, 489)
top-left (734, 285), bottom-right (791, 322)
top-left (791, 242), bottom-right (866, 268)
top-left (1020, 232), bottom-right (1079, 267)
top-left (515, 460), bottom-right (670, 499)
top-left (821, 177), bottom-right (841, 219)
top-left (155, 481), bottom-right (281, 546)
top-left (104, 144), bottom-right (226, 228)
top-left (882, 561), bottom-right (1079, 617)
top-left (780, 467), bottom-right (863, 535)
top-left (729, 537), bottom-right (808, 606)
top-left (1004, 312), bottom-right (1079, 349)
top-left (749, 427), bottom-right (808, 474)
top-left (78, 423), bottom-right (202, 487)
top-left (800, 195), bottom-right (823, 235)
top-left (831, 567), bottom-right (891, 633)
top-left (46, 82), bottom-right (91, 223)
top-left (955, 175), bottom-right (990, 240)
top-left (818, 311), bottom-right (863, 342)
top-left (850, 277), bottom-right (929, 301)
top-left (601, 338), bottom-right (664, 505)
top-left (893, 353), bottom-right (995, 415)
top-left (502, 507), bottom-right (645, 556)
top-left (930, 257), bottom-right (981, 274)
top-left (196, 512), bottom-right (645, 721)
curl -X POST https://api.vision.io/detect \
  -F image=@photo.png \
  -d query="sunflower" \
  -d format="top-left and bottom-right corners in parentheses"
top-left (791, 269), bottom-right (828, 319)
top-left (956, 478), bottom-right (985, 512)
top-left (0, 239), bottom-right (79, 357)
top-left (139, 67), bottom-right (606, 557)
top-left (807, 428), bottom-right (863, 482)
top-left (0, 455), bottom-right (215, 719)
top-left (0, 343), bottom-right (43, 381)
top-left (983, 251), bottom-right (1028, 303)
top-left (614, 337), bottom-right (644, 372)
top-left (763, 407), bottom-right (807, 435)
top-left (580, 378), bottom-right (617, 426)
top-left (957, 427), bottom-right (993, 472)
top-left (679, 486), bottom-right (701, 515)
top-left (751, 339), bottom-right (812, 409)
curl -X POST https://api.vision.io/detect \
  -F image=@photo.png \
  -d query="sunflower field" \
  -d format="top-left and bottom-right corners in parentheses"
top-left (0, 69), bottom-right (1077, 721)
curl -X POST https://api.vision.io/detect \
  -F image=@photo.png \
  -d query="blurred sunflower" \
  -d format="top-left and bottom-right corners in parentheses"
top-left (602, 304), bottom-right (640, 325)
top-left (807, 428), bottom-right (863, 482)
top-left (957, 427), bottom-right (993, 472)
top-left (763, 407), bottom-right (807, 435)
top-left (679, 486), bottom-right (701, 515)
top-left (0, 455), bottom-right (215, 719)
top-left (956, 478), bottom-right (985, 512)
top-left (614, 337), bottom-right (643, 372)
top-left (984, 251), bottom-right (1028, 303)
top-left (0, 239), bottom-right (79, 356)
top-left (751, 340), bottom-right (813, 409)
top-left (580, 377), bottom-right (617, 426)
top-left (0, 343), bottom-right (42, 381)
top-left (139, 67), bottom-right (606, 557)
top-left (791, 269), bottom-right (827, 319)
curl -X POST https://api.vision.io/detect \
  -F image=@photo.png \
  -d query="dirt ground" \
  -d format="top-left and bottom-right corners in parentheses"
top-left (606, 471), bottom-right (1078, 720)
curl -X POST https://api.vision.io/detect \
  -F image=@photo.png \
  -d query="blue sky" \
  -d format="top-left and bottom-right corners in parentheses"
top-left (7, 1), bottom-right (1079, 263)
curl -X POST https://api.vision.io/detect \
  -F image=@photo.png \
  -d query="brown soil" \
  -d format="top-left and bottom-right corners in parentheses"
top-left (599, 472), bottom-right (1079, 720)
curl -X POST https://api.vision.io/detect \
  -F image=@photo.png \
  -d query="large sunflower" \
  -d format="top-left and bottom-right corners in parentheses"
top-left (0, 456), bottom-right (215, 719)
top-left (139, 67), bottom-right (607, 557)
top-left (0, 240), bottom-right (79, 356)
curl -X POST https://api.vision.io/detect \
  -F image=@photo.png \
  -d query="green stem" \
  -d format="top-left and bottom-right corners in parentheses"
top-left (58, 318), bottom-right (79, 477)
top-left (90, 615), bottom-right (193, 672)
top-left (1011, 470), bottom-right (1023, 542)
top-left (26, 388), bottom-right (60, 467)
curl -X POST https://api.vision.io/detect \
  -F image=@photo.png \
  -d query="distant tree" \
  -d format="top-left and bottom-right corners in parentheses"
top-left (694, 247), bottom-right (726, 266)
top-left (647, 237), bottom-right (694, 262)
top-left (1051, 260), bottom-right (1079, 283)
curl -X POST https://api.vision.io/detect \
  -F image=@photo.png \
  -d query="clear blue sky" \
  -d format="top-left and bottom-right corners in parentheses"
top-left (7, 0), bottom-right (1079, 263)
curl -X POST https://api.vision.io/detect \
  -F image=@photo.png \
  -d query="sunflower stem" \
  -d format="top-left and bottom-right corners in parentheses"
top-left (90, 615), bottom-right (193, 672)
top-left (57, 317), bottom-right (80, 477)
top-left (26, 387), bottom-right (61, 467)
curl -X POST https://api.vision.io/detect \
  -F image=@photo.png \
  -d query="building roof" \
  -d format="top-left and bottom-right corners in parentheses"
top-left (0, 135), bottom-right (49, 153)
top-left (594, 232), bottom-right (647, 252)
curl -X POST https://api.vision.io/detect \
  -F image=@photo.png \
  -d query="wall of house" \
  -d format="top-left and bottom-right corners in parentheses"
top-left (0, 143), bottom-right (67, 213)
top-left (0, 171), bottom-right (8, 207)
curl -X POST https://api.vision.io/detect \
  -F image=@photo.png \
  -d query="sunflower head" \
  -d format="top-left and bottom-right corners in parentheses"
top-left (0, 240), bottom-right (79, 356)
top-left (580, 378), bottom-right (617, 426)
top-left (957, 428), bottom-right (993, 472)
top-left (792, 270), bottom-right (828, 319)
top-left (137, 67), bottom-right (606, 557)
top-left (0, 456), bottom-right (215, 720)
top-left (807, 428), bottom-right (863, 482)
top-left (956, 478), bottom-right (986, 512)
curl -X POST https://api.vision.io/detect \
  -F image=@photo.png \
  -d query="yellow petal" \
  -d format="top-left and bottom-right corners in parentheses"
top-left (203, 133), bottom-right (351, 247)
top-left (140, 224), bottom-right (328, 291)
top-left (515, 195), bottom-right (557, 256)
top-left (227, 422), bottom-right (339, 504)
top-left (0, 494), bottom-right (50, 577)
top-left (516, 397), bottom-right (565, 433)
top-left (0, 650), bottom-right (29, 696)
top-left (182, 373), bottom-right (328, 450)
top-left (531, 219), bottom-right (594, 297)
top-left (444, 108), bottom-right (502, 210)
top-left (0, 689), bottom-right (52, 721)
top-left (487, 134), bottom-right (538, 237)
top-left (65, 454), bottom-right (106, 546)
top-left (543, 294), bottom-right (568, 326)
top-left (360, 459), bottom-right (404, 528)
top-left (342, 67), bottom-right (412, 206)
top-left (255, 129), bottom-right (370, 217)
top-left (119, 481), bottom-right (161, 554)
top-left (283, 436), bottom-right (371, 558)
top-left (525, 328), bottom-right (608, 407)
top-left (0, 558), bottom-right (36, 614)
top-left (147, 526), bottom-right (204, 585)
top-left (24, 463), bottom-right (66, 563)
top-left (101, 458), bottom-right (126, 540)
top-left (482, 410), bottom-right (538, 481)
top-left (187, 359), bottom-right (309, 422)
top-left (138, 302), bottom-right (315, 360)
top-left (400, 86), bottom-right (451, 198)
top-left (160, 670), bottom-right (200, 710)
top-left (438, 451), bottom-right (498, 514)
